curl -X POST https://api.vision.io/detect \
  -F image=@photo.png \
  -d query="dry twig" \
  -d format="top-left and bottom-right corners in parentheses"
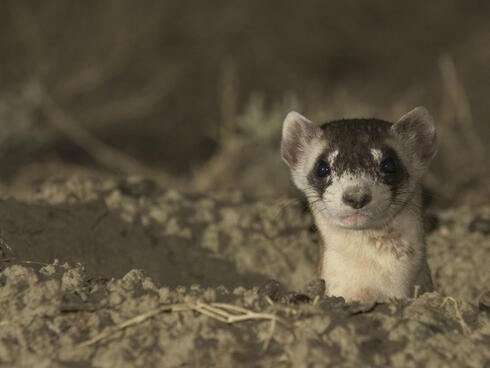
top-left (440, 296), bottom-right (470, 335)
top-left (412, 285), bottom-right (420, 299)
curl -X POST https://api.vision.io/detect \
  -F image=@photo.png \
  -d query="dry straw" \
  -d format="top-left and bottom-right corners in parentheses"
top-left (79, 301), bottom-right (290, 349)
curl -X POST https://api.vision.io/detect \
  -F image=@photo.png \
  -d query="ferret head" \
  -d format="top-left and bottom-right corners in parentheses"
top-left (281, 107), bottom-right (437, 229)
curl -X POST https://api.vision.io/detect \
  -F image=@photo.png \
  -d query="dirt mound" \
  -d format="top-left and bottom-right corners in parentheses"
top-left (0, 177), bottom-right (488, 367)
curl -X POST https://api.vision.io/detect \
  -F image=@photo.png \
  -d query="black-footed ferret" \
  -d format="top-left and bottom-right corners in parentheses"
top-left (281, 107), bottom-right (436, 303)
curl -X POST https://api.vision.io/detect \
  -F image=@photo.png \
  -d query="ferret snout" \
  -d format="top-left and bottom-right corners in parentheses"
top-left (342, 186), bottom-right (372, 209)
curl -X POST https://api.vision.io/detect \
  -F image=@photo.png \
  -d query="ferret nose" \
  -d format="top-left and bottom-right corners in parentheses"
top-left (342, 187), bottom-right (372, 209)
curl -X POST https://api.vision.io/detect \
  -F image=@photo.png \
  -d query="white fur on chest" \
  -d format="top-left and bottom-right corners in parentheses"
top-left (315, 209), bottom-right (424, 302)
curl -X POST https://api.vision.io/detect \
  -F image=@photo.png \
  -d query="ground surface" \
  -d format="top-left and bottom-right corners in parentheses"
top-left (0, 177), bottom-right (488, 367)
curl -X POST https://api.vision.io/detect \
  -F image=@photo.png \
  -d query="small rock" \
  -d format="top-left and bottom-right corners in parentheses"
top-left (468, 216), bottom-right (490, 235)
top-left (304, 279), bottom-right (326, 299)
top-left (348, 301), bottom-right (378, 315)
top-left (117, 178), bottom-right (158, 198)
top-left (478, 290), bottom-right (490, 312)
top-left (287, 293), bottom-right (311, 304)
top-left (258, 279), bottom-right (286, 302)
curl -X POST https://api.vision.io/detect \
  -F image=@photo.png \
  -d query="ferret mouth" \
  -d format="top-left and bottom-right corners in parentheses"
top-left (339, 212), bottom-right (372, 227)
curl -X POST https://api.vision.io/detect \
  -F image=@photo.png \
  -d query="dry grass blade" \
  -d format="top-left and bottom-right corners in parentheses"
top-left (262, 317), bottom-right (277, 351)
top-left (412, 285), bottom-right (420, 299)
top-left (0, 238), bottom-right (13, 253)
top-left (219, 58), bottom-right (237, 144)
top-left (312, 295), bottom-right (320, 306)
top-left (79, 303), bottom-right (190, 347)
top-left (78, 301), bottom-right (290, 348)
top-left (192, 302), bottom-right (232, 323)
top-left (440, 297), bottom-right (471, 335)
top-left (439, 54), bottom-right (486, 161)
top-left (201, 302), bottom-right (289, 325)
top-left (40, 92), bottom-right (185, 189)
top-left (225, 312), bottom-right (286, 324)
top-left (211, 302), bottom-right (255, 315)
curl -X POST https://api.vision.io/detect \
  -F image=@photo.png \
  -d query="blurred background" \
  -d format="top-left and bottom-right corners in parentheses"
top-left (0, 0), bottom-right (488, 205)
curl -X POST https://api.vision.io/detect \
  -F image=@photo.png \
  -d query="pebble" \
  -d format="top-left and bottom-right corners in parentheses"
top-left (478, 290), bottom-right (490, 312)
top-left (468, 217), bottom-right (490, 235)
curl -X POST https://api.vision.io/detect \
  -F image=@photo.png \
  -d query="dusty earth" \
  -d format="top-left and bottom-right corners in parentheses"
top-left (0, 176), bottom-right (488, 367)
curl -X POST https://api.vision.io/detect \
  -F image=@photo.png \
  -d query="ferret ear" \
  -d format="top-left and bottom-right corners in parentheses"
top-left (281, 111), bottom-right (322, 169)
top-left (392, 107), bottom-right (437, 168)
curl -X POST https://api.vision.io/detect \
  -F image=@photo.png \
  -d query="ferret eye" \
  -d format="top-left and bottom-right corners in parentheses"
top-left (316, 160), bottom-right (330, 177)
top-left (380, 158), bottom-right (397, 174)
